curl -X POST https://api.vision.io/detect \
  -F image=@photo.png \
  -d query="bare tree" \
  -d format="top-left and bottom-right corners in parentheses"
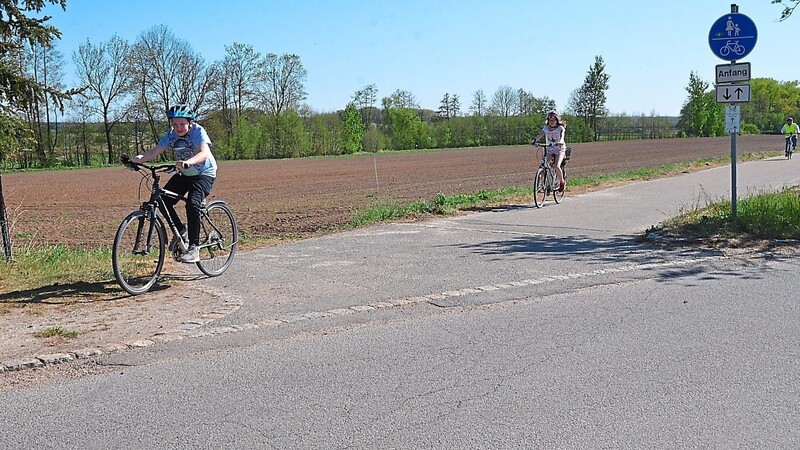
top-left (255, 53), bottom-right (308, 116)
top-left (129, 25), bottom-right (215, 142)
top-left (65, 95), bottom-right (94, 165)
top-left (469, 89), bottom-right (487, 116)
top-left (490, 85), bottom-right (516, 117)
top-left (22, 41), bottom-right (66, 166)
top-left (74, 35), bottom-right (133, 164)
top-left (383, 89), bottom-right (417, 110)
top-left (210, 42), bottom-right (261, 135)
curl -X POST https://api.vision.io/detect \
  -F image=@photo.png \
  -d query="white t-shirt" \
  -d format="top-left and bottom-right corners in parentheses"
top-left (541, 124), bottom-right (566, 146)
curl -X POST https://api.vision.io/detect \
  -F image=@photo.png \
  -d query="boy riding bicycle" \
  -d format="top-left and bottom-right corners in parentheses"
top-left (125, 104), bottom-right (218, 263)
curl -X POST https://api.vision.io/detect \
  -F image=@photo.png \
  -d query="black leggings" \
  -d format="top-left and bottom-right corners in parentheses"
top-left (162, 174), bottom-right (215, 246)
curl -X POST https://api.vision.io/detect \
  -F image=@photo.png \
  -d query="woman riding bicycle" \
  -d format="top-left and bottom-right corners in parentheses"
top-left (126, 104), bottom-right (217, 263)
top-left (781, 117), bottom-right (798, 155)
top-left (531, 111), bottom-right (567, 192)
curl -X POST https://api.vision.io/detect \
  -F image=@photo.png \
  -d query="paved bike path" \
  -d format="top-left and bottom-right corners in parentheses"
top-left (194, 155), bottom-right (800, 329)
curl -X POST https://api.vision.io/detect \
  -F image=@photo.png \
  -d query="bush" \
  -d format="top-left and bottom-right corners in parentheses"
top-left (740, 123), bottom-right (759, 135)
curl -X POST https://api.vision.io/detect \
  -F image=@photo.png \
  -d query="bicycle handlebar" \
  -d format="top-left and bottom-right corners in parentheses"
top-left (121, 155), bottom-right (176, 174)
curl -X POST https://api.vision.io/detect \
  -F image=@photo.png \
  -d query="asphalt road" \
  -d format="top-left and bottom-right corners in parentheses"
top-left (2, 155), bottom-right (799, 448)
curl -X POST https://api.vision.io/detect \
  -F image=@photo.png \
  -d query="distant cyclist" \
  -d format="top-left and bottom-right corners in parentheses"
top-left (531, 111), bottom-right (567, 192)
top-left (125, 104), bottom-right (217, 263)
top-left (781, 117), bottom-right (798, 156)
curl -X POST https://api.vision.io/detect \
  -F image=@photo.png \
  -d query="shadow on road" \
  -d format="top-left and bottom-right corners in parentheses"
top-left (0, 273), bottom-right (203, 304)
top-left (452, 233), bottom-right (695, 262)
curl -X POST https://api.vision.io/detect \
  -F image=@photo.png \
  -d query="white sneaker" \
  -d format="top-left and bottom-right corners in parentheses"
top-left (179, 245), bottom-right (199, 263)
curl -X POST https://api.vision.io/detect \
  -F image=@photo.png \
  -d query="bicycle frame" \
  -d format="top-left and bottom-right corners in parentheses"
top-left (136, 165), bottom-right (237, 256)
top-left (133, 164), bottom-right (190, 254)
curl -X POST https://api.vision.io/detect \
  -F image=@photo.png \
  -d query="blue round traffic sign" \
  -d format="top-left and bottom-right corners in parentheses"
top-left (709, 13), bottom-right (757, 61)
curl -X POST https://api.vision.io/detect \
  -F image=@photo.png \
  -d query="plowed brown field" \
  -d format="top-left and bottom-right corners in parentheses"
top-left (3, 135), bottom-right (781, 249)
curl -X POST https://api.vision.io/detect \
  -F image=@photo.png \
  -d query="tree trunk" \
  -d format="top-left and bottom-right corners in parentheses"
top-left (0, 173), bottom-right (12, 262)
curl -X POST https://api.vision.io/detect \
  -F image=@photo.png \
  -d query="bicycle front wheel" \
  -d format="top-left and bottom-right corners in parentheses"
top-left (196, 201), bottom-right (238, 277)
top-left (533, 168), bottom-right (548, 208)
top-left (112, 211), bottom-right (166, 295)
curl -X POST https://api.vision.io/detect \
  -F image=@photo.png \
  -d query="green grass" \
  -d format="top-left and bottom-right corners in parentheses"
top-left (33, 327), bottom-right (79, 339)
top-left (350, 187), bottom-right (525, 226)
top-left (645, 187), bottom-right (800, 246)
top-left (0, 244), bottom-right (113, 294)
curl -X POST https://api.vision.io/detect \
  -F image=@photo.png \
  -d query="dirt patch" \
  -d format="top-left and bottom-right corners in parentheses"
top-left (0, 135), bottom-right (784, 369)
top-left (0, 271), bottom-right (232, 362)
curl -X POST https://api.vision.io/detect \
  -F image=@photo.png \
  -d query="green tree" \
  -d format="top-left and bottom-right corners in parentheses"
top-left (385, 107), bottom-right (428, 150)
top-left (341, 102), bottom-right (363, 154)
top-left (678, 71), bottom-right (725, 137)
top-left (0, 0), bottom-right (76, 261)
top-left (567, 55), bottom-right (610, 141)
top-left (352, 83), bottom-right (378, 126)
top-left (437, 92), bottom-right (452, 120)
top-left (744, 78), bottom-right (800, 132)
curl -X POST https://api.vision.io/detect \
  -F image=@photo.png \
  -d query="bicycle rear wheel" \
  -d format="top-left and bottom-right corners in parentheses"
top-left (554, 164), bottom-right (566, 204)
top-left (196, 201), bottom-right (238, 277)
top-left (112, 211), bottom-right (166, 295)
top-left (533, 168), bottom-right (548, 208)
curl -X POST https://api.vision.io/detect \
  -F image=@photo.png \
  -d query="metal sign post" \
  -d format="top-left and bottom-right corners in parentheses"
top-left (709, 4), bottom-right (757, 222)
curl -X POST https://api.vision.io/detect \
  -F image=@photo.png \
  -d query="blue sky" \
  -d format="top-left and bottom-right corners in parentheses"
top-left (41, 0), bottom-right (796, 116)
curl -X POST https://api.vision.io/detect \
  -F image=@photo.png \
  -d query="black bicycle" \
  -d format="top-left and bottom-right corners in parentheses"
top-left (113, 157), bottom-right (238, 295)
top-left (785, 134), bottom-right (796, 159)
top-left (532, 142), bottom-right (571, 208)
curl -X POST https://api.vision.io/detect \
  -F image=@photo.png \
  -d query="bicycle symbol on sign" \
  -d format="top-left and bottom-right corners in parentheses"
top-left (719, 40), bottom-right (745, 57)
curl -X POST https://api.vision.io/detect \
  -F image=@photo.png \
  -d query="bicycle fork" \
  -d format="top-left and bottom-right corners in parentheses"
top-left (131, 204), bottom-right (160, 255)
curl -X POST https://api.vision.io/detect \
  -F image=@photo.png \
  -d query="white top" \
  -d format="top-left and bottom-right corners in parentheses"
top-left (541, 124), bottom-right (566, 146)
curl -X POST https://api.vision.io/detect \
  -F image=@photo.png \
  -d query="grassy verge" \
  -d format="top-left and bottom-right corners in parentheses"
top-left (643, 187), bottom-right (800, 247)
top-left (0, 244), bottom-right (113, 295)
top-left (0, 150), bottom-right (789, 294)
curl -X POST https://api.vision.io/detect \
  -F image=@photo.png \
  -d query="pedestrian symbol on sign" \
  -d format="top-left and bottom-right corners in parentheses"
top-left (725, 16), bottom-right (741, 37)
